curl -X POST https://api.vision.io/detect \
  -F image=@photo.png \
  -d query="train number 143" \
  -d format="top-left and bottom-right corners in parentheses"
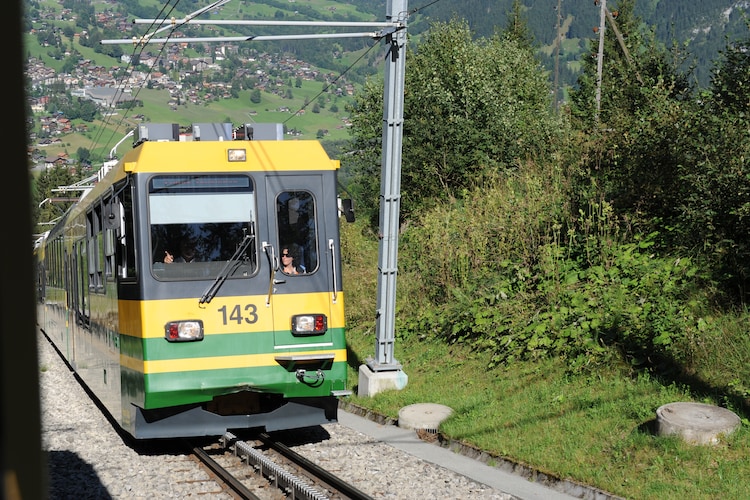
top-left (217, 304), bottom-right (259, 325)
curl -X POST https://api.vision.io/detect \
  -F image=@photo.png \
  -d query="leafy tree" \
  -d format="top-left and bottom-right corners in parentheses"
top-left (568, 0), bottom-right (693, 229)
top-left (503, 0), bottom-right (534, 50)
top-left (343, 78), bottom-right (383, 226)
top-left (565, 1), bottom-right (750, 301)
top-left (76, 147), bottom-right (90, 164)
top-left (673, 35), bottom-right (750, 298)
top-left (36, 166), bottom-right (77, 227)
top-left (708, 35), bottom-right (750, 111)
top-left (61, 55), bottom-right (78, 75)
top-left (346, 18), bottom-right (563, 226)
top-left (36, 29), bottom-right (58, 47)
top-left (569, 0), bottom-right (647, 128)
top-left (67, 98), bottom-right (98, 122)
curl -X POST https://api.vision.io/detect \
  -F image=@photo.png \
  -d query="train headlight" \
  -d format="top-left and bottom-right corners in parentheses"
top-left (291, 314), bottom-right (327, 336)
top-left (227, 148), bottom-right (246, 162)
top-left (165, 320), bottom-right (204, 342)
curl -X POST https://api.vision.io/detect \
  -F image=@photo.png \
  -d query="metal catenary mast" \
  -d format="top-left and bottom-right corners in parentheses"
top-left (102, 0), bottom-right (410, 396)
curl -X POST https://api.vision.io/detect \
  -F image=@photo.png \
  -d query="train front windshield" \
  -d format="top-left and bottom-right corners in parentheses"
top-left (149, 174), bottom-right (257, 280)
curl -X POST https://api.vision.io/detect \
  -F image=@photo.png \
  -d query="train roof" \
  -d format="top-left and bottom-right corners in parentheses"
top-left (115, 122), bottom-right (340, 176)
top-left (78, 122), bottom-right (339, 198)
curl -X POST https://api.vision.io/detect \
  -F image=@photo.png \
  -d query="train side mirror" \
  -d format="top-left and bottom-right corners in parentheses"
top-left (103, 199), bottom-right (121, 230)
top-left (340, 198), bottom-right (355, 223)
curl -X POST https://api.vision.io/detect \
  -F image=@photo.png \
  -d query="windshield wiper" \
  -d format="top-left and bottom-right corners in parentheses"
top-left (199, 232), bottom-right (254, 305)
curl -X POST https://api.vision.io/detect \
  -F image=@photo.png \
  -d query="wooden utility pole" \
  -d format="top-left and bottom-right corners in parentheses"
top-left (595, 1), bottom-right (643, 123)
top-left (595, 0), bottom-right (606, 123)
top-left (606, 9), bottom-right (643, 85)
top-left (553, 0), bottom-right (562, 111)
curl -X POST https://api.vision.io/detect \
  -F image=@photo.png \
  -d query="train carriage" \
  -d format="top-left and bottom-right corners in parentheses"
top-left (35, 123), bottom-right (353, 439)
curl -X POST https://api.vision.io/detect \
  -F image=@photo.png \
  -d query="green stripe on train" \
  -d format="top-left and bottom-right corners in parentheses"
top-left (119, 327), bottom-right (346, 359)
top-left (123, 363), bottom-right (348, 408)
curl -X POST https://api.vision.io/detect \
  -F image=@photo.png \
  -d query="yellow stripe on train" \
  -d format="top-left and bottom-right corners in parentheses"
top-left (120, 349), bottom-right (348, 374)
top-left (123, 141), bottom-right (340, 173)
top-left (119, 292), bottom-right (345, 338)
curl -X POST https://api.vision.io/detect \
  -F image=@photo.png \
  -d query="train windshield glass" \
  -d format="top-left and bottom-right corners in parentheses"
top-left (149, 175), bottom-right (257, 280)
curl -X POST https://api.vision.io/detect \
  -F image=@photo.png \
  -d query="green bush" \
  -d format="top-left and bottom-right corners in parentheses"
top-left (397, 173), bottom-right (707, 373)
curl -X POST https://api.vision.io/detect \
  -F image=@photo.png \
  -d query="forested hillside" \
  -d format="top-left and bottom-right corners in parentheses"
top-left (420, 0), bottom-right (750, 90)
top-left (182, 0), bottom-right (749, 91)
top-left (26, 0), bottom-right (749, 115)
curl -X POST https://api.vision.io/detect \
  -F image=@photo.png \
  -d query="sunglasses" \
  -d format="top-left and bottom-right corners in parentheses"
top-left (281, 253), bottom-right (292, 257)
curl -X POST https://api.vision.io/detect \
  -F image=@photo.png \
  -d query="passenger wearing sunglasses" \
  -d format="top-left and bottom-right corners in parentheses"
top-left (280, 245), bottom-right (303, 275)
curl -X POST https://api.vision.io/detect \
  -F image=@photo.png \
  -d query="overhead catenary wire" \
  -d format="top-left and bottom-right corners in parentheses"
top-left (99, 3), bottom-right (406, 135)
top-left (86, 0), bottom-right (190, 158)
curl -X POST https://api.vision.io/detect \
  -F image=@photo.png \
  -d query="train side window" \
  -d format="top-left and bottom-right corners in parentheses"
top-left (276, 191), bottom-right (318, 274)
top-left (118, 183), bottom-right (137, 280)
top-left (76, 239), bottom-right (90, 325)
top-left (47, 238), bottom-right (56, 288)
top-left (86, 210), bottom-right (94, 290)
top-left (103, 229), bottom-right (115, 278)
top-left (102, 196), bottom-right (118, 282)
top-left (86, 208), bottom-right (104, 293)
top-left (53, 237), bottom-right (62, 288)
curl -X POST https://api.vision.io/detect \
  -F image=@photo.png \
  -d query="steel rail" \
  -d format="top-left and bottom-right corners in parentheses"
top-left (191, 444), bottom-right (262, 500)
top-left (257, 432), bottom-right (374, 500)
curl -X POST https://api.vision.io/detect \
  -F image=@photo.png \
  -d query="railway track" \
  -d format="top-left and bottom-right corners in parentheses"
top-left (189, 431), bottom-right (373, 500)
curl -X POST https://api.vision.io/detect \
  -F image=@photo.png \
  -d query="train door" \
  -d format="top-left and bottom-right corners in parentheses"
top-left (264, 175), bottom-right (335, 347)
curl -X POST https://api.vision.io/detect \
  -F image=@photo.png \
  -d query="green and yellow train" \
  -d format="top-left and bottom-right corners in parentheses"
top-left (35, 122), bottom-right (354, 439)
